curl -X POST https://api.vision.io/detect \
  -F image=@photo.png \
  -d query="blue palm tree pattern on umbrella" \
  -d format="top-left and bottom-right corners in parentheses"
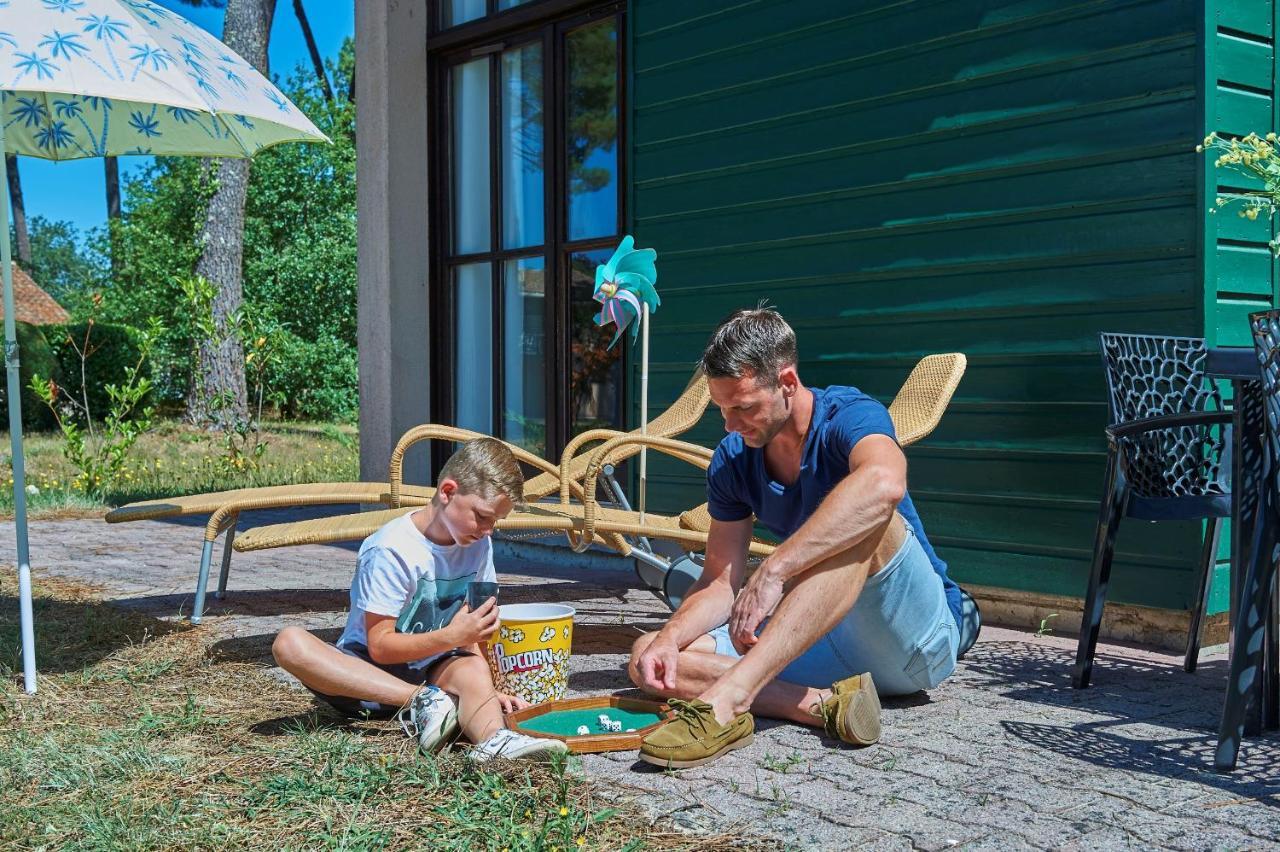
top-left (0, 0), bottom-right (323, 160)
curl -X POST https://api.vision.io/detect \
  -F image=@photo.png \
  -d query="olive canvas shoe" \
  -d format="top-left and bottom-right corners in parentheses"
top-left (814, 672), bottom-right (881, 746)
top-left (639, 698), bottom-right (754, 769)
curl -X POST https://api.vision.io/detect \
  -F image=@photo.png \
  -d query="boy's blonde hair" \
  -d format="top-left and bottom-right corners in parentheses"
top-left (437, 437), bottom-right (524, 506)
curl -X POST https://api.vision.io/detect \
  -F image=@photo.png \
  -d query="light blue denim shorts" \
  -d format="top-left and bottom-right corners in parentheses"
top-left (706, 524), bottom-right (959, 696)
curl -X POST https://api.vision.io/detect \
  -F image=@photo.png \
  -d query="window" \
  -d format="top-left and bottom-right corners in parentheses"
top-left (432, 3), bottom-right (624, 461)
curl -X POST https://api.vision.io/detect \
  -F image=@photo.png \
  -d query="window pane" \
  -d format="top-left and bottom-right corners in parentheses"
top-left (497, 0), bottom-right (535, 9)
top-left (452, 58), bottom-right (490, 254)
top-left (569, 249), bottom-right (624, 437)
top-left (502, 257), bottom-right (546, 456)
top-left (502, 43), bottom-right (544, 250)
top-left (443, 0), bottom-right (485, 28)
top-left (454, 263), bottom-right (493, 432)
top-left (566, 19), bottom-right (618, 242)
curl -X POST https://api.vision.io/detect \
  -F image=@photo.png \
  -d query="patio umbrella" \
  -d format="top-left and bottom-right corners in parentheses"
top-left (0, 0), bottom-right (327, 693)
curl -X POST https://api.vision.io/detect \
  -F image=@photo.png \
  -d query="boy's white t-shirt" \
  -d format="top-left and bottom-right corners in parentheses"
top-left (336, 510), bottom-right (496, 670)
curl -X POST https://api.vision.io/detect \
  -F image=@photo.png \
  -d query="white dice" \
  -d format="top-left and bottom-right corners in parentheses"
top-left (575, 725), bottom-right (590, 736)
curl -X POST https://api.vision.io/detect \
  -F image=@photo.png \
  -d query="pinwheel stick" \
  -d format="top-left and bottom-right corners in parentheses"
top-left (639, 303), bottom-right (650, 523)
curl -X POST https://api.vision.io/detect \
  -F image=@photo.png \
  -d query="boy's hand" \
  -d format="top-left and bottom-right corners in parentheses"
top-left (448, 598), bottom-right (499, 646)
top-left (497, 692), bottom-right (529, 714)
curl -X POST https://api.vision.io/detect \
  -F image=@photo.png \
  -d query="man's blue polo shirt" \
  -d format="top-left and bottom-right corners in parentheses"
top-left (706, 385), bottom-right (962, 627)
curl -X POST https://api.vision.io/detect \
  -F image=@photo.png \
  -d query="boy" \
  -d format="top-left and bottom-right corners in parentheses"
top-left (272, 437), bottom-right (567, 763)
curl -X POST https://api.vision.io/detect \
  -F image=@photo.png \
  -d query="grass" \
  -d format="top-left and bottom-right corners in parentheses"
top-left (0, 573), bottom-right (769, 851)
top-left (0, 419), bottom-right (360, 519)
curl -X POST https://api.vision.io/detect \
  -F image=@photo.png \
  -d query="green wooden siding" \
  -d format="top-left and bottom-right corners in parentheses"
top-left (1202, 1), bottom-right (1280, 607)
top-left (626, 0), bottom-right (1233, 612)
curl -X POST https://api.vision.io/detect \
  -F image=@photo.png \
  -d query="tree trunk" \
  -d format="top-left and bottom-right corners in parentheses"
top-left (6, 154), bottom-right (31, 268)
top-left (186, 0), bottom-right (275, 428)
top-left (294, 0), bottom-right (333, 101)
top-left (104, 156), bottom-right (120, 274)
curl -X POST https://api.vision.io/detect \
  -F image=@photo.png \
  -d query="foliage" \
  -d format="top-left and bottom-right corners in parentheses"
top-left (28, 317), bottom-right (163, 497)
top-left (180, 274), bottom-right (275, 472)
top-left (101, 41), bottom-right (357, 415)
top-left (264, 328), bottom-right (358, 422)
top-left (1200, 131), bottom-right (1280, 254)
top-left (9, 216), bottom-right (105, 318)
top-left (0, 322), bottom-right (59, 431)
top-left (46, 317), bottom-right (153, 421)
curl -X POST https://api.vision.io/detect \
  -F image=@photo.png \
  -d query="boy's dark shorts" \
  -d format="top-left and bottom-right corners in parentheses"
top-left (307, 643), bottom-right (469, 720)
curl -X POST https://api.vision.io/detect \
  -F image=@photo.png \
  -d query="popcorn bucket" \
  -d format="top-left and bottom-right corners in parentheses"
top-left (485, 603), bottom-right (575, 705)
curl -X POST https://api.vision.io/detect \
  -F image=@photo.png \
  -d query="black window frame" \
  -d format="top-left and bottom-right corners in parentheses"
top-left (428, 0), bottom-right (627, 470)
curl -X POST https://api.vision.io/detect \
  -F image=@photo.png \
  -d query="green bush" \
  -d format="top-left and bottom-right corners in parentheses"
top-left (265, 330), bottom-right (358, 422)
top-left (0, 322), bottom-right (60, 431)
top-left (45, 322), bottom-right (153, 420)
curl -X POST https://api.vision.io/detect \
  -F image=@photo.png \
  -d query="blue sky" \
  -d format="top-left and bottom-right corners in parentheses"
top-left (14, 0), bottom-right (355, 239)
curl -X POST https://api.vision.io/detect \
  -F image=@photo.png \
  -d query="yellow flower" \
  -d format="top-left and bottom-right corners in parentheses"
top-left (491, 790), bottom-right (502, 799)
top-left (576, 838), bottom-right (586, 847)
top-left (559, 806), bottom-right (568, 816)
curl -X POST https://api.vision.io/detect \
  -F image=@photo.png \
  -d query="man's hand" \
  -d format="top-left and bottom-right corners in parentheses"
top-left (447, 599), bottom-right (499, 647)
top-left (497, 692), bottom-right (528, 714)
top-left (729, 562), bottom-right (785, 652)
top-left (635, 636), bottom-right (680, 693)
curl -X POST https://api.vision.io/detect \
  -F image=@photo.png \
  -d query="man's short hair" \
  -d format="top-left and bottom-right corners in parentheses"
top-left (697, 306), bottom-right (798, 388)
top-left (437, 437), bottom-right (524, 506)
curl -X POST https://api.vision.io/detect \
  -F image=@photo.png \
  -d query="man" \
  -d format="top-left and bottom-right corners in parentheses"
top-left (629, 308), bottom-right (962, 768)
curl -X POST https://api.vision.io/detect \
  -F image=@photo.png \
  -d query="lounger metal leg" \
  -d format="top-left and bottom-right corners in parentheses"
top-left (215, 526), bottom-right (236, 600)
top-left (192, 539), bottom-right (214, 625)
top-left (1073, 452), bottom-right (1125, 689)
top-left (1185, 517), bottom-right (1223, 673)
top-left (1215, 503), bottom-right (1278, 771)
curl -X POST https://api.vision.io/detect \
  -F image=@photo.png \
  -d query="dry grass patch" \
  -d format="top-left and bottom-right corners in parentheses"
top-left (0, 573), bottom-right (769, 850)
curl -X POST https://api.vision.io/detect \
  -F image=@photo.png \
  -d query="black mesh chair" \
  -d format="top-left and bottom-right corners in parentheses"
top-left (1215, 310), bottom-right (1280, 770)
top-left (1072, 333), bottom-right (1233, 689)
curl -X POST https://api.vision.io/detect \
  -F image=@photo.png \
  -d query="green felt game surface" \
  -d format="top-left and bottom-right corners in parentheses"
top-left (517, 707), bottom-right (663, 736)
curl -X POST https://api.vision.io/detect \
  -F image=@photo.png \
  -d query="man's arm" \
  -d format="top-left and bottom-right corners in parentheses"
top-left (633, 517), bottom-right (753, 691)
top-left (727, 434), bottom-right (905, 650)
top-left (658, 516), bottom-right (754, 647)
top-left (766, 433), bottom-right (905, 582)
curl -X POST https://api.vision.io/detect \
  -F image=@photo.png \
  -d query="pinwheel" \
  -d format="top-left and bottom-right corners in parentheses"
top-left (593, 235), bottom-right (659, 349)
top-left (593, 236), bottom-right (659, 518)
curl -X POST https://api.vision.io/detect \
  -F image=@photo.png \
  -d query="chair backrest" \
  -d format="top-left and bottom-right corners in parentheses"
top-left (1098, 332), bottom-right (1227, 499)
top-left (1250, 310), bottom-right (1280, 503)
top-left (887, 353), bottom-right (967, 447)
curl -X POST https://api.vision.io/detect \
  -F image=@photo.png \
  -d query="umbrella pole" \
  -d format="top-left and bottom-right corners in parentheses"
top-left (639, 303), bottom-right (649, 524)
top-left (0, 132), bottom-right (37, 694)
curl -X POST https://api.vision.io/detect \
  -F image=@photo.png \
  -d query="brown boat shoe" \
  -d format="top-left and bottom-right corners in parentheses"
top-left (813, 672), bottom-right (881, 746)
top-left (639, 698), bottom-right (754, 769)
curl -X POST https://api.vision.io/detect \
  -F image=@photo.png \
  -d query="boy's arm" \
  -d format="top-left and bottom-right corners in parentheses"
top-left (364, 613), bottom-right (460, 665)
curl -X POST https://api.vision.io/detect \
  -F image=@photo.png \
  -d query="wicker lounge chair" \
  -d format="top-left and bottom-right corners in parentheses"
top-left (233, 354), bottom-right (971, 634)
top-left (108, 371), bottom-right (710, 623)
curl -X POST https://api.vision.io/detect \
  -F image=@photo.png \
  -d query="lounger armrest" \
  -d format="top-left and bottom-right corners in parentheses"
top-left (570, 435), bottom-right (713, 552)
top-left (388, 424), bottom-right (563, 507)
top-left (1105, 411), bottom-right (1233, 443)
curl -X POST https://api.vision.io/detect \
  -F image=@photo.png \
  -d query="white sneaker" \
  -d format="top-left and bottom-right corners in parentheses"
top-left (467, 728), bottom-right (569, 764)
top-left (397, 686), bottom-right (459, 753)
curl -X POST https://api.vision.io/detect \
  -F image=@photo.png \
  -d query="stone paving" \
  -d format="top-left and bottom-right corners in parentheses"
top-left (6, 508), bottom-right (1280, 850)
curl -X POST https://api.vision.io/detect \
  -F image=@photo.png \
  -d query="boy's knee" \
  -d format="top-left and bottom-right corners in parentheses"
top-left (272, 626), bottom-right (309, 667)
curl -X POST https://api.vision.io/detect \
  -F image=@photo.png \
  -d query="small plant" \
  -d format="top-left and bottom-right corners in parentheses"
top-left (1036, 613), bottom-right (1059, 636)
top-left (179, 275), bottom-right (278, 476)
top-left (28, 300), bottom-right (163, 497)
top-left (1199, 131), bottom-right (1280, 253)
top-left (759, 751), bottom-right (806, 774)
